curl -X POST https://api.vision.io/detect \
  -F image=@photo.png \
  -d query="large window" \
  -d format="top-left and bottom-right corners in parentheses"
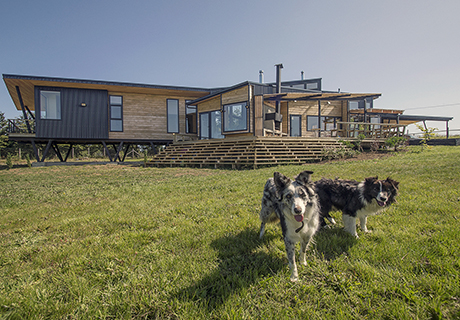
top-left (223, 102), bottom-right (248, 132)
top-left (40, 91), bottom-right (61, 120)
top-left (167, 99), bottom-right (179, 133)
top-left (200, 111), bottom-right (224, 139)
top-left (185, 101), bottom-right (197, 134)
top-left (110, 95), bottom-right (123, 132)
top-left (290, 115), bottom-right (302, 137)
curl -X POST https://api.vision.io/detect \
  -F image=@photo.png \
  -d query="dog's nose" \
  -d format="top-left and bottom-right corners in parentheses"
top-left (294, 207), bottom-right (302, 214)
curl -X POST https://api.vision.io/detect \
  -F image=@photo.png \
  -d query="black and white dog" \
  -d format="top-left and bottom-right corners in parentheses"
top-left (315, 176), bottom-right (399, 237)
top-left (259, 171), bottom-right (320, 282)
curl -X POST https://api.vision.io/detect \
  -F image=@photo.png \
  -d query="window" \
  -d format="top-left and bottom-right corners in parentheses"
top-left (307, 116), bottom-right (341, 131)
top-left (167, 99), bottom-right (179, 133)
top-left (110, 95), bottom-right (123, 132)
top-left (223, 102), bottom-right (248, 132)
top-left (40, 91), bottom-right (61, 119)
top-left (290, 115), bottom-right (301, 137)
top-left (200, 111), bottom-right (224, 139)
top-left (200, 113), bottom-right (209, 139)
top-left (306, 83), bottom-right (318, 90)
top-left (185, 101), bottom-right (197, 134)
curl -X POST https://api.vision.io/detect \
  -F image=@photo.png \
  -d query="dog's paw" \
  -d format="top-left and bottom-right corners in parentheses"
top-left (290, 276), bottom-right (299, 282)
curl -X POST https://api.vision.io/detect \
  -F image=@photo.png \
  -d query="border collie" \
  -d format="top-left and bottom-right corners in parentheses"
top-left (315, 176), bottom-right (399, 237)
top-left (259, 171), bottom-right (320, 282)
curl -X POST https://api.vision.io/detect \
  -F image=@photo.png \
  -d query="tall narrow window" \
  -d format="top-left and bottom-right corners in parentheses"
top-left (290, 115), bottom-right (301, 137)
top-left (200, 113), bottom-right (209, 139)
top-left (110, 95), bottom-right (123, 132)
top-left (40, 91), bottom-right (61, 119)
top-left (167, 99), bottom-right (179, 133)
top-left (223, 102), bottom-right (248, 132)
top-left (185, 101), bottom-right (197, 134)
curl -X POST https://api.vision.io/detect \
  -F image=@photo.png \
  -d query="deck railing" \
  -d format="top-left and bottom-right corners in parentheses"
top-left (334, 122), bottom-right (406, 138)
top-left (8, 119), bottom-right (35, 134)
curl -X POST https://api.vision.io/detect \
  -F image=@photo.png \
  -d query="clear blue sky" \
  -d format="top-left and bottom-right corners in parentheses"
top-left (1, 0), bottom-right (459, 134)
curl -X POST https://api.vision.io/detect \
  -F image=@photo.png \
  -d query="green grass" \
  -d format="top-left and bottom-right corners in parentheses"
top-left (1, 146), bottom-right (459, 319)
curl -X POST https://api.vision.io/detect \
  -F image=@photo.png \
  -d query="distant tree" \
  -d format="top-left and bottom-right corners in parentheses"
top-left (0, 111), bottom-right (9, 158)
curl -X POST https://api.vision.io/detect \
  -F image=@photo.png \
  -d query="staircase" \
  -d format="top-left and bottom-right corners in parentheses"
top-left (147, 137), bottom-right (349, 169)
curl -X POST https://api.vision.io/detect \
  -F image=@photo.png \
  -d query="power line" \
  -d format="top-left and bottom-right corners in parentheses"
top-left (404, 103), bottom-right (460, 110)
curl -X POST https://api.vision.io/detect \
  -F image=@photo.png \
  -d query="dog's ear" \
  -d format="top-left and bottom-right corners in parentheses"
top-left (365, 176), bottom-right (378, 185)
top-left (295, 170), bottom-right (314, 186)
top-left (274, 172), bottom-right (291, 191)
top-left (386, 177), bottom-right (400, 190)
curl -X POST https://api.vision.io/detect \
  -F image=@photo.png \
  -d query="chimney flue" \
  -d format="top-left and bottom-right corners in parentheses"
top-left (275, 63), bottom-right (283, 94)
top-left (259, 70), bottom-right (264, 83)
top-left (301, 71), bottom-right (304, 80)
top-left (275, 63), bottom-right (283, 114)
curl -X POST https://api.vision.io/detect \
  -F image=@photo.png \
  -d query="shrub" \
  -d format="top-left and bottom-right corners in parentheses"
top-left (385, 136), bottom-right (407, 151)
top-left (416, 124), bottom-right (437, 151)
top-left (6, 153), bottom-right (13, 169)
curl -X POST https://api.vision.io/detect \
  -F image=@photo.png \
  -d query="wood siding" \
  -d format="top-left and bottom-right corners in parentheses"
top-left (108, 92), bottom-right (204, 141)
top-left (196, 85), bottom-right (252, 138)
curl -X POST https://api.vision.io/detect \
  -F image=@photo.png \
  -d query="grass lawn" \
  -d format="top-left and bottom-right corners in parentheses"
top-left (1, 146), bottom-right (459, 319)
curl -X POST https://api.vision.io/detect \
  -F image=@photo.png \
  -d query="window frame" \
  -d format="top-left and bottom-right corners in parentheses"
top-left (290, 114), bottom-right (302, 137)
top-left (40, 90), bottom-right (61, 120)
top-left (109, 95), bottom-right (123, 132)
top-left (167, 99), bottom-right (180, 133)
top-left (222, 102), bottom-right (248, 133)
top-left (185, 100), bottom-right (197, 134)
top-left (199, 110), bottom-right (224, 140)
top-left (307, 116), bottom-right (341, 131)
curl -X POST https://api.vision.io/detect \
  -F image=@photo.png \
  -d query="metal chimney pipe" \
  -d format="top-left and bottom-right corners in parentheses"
top-left (275, 64), bottom-right (283, 114)
top-left (275, 63), bottom-right (283, 94)
top-left (259, 70), bottom-right (264, 83)
top-left (301, 71), bottom-right (304, 80)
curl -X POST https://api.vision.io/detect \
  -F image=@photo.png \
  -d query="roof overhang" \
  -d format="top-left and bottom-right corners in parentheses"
top-left (263, 92), bottom-right (381, 102)
top-left (3, 74), bottom-right (211, 112)
top-left (353, 109), bottom-right (453, 125)
top-left (380, 114), bottom-right (453, 122)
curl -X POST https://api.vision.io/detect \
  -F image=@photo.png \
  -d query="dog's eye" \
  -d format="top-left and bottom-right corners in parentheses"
top-left (285, 194), bottom-right (292, 200)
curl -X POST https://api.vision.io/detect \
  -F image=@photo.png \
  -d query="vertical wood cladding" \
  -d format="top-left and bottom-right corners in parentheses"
top-left (35, 87), bottom-right (108, 139)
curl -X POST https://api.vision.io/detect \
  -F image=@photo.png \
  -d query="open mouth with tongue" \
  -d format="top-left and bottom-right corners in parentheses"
top-left (377, 200), bottom-right (387, 207)
top-left (294, 215), bottom-right (304, 222)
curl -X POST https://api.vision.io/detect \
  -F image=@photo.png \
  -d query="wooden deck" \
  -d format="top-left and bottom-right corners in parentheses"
top-left (147, 137), bottom-right (353, 169)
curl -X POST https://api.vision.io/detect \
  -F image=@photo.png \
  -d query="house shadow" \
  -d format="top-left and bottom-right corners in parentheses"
top-left (174, 227), bottom-right (285, 311)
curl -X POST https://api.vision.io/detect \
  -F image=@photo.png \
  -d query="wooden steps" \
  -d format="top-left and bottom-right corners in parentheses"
top-left (147, 137), bottom-right (349, 169)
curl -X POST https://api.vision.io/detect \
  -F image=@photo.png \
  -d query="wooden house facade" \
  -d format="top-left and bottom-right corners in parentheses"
top-left (3, 71), bottom-right (452, 164)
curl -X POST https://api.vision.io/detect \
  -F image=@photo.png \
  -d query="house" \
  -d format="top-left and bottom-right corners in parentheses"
top-left (3, 65), bottom-right (453, 164)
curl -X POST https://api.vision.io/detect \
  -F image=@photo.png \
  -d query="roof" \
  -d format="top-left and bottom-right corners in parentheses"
top-left (3, 74), bottom-right (213, 111)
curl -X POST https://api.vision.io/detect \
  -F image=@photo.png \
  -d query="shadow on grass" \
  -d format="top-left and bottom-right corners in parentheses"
top-left (315, 226), bottom-right (359, 261)
top-left (175, 227), bottom-right (284, 311)
top-left (175, 225), bottom-right (358, 312)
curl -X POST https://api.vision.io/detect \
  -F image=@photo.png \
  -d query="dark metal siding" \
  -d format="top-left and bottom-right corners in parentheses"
top-left (35, 87), bottom-right (108, 139)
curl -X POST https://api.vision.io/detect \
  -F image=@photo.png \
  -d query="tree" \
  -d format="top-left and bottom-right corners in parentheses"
top-left (0, 111), bottom-right (10, 158)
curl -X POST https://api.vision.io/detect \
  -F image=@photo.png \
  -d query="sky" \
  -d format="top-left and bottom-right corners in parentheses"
top-left (1, 0), bottom-right (459, 135)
